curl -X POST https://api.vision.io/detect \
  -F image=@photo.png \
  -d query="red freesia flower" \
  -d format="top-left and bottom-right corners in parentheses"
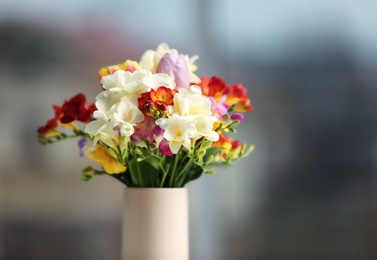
top-left (38, 94), bottom-right (95, 137)
top-left (138, 92), bottom-right (156, 116)
top-left (60, 93), bottom-right (96, 124)
top-left (199, 76), bottom-right (229, 101)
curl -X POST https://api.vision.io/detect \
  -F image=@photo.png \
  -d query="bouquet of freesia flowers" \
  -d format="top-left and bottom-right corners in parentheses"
top-left (38, 43), bottom-right (253, 187)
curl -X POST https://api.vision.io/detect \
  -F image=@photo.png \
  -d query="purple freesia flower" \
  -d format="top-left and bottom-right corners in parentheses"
top-left (156, 53), bottom-right (190, 89)
top-left (230, 113), bottom-right (244, 122)
top-left (78, 137), bottom-right (86, 157)
top-left (153, 125), bottom-right (164, 137)
top-left (130, 135), bottom-right (142, 144)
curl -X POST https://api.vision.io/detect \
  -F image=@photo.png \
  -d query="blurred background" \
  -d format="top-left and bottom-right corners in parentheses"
top-left (1, 0), bottom-right (377, 259)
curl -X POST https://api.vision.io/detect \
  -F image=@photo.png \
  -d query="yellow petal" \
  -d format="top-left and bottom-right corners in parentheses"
top-left (85, 147), bottom-right (126, 174)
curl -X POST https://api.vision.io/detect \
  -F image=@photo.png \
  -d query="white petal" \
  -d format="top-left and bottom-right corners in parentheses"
top-left (182, 138), bottom-right (192, 150)
top-left (169, 142), bottom-right (181, 154)
top-left (120, 122), bottom-right (135, 137)
top-left (116, 97), bottom-right (144, 124)
top-left (95, 90), bottom-right (122, 115)
top-left (156, 118), bottom-right (168, 130)
top-left (188, 85), bottom-right (202, 94)
top-left (206, 131), bottom-right (219, 142)
top-left (98, 132), bottom-right (117, 149)
top-left (85, 120), bottom-right (104, 135)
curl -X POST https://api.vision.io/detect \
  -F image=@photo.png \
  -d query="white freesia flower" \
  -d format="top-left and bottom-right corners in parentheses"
top-left (84, 111), bottom-right (118, 148)
top-left (100, 70), bottom-right (151, 98)
top-left (139, 43), bottom-right (200, 84)
top-left (142, 70), bottom-right (176, 90)
top-left (169, 88), bottom-right (212, 116)
top-left (138, 50), bottom-right (155, 72)
top-left (120, 122), bottom-right (135, 137)
top-left (100, 70), bottom-right (133, 91)
top-left (95, 90), bottom-right (123, 116)
top-left (156, 114), bottom-right (196, 154)
top-left (192, 115), bottom-right (219, 142)
top-left (114, 97), bottom-right (144, 136)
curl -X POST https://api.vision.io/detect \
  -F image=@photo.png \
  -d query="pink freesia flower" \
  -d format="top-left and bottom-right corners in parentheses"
top-left (134, 116), bottom-right (156, 139)
top-left (156, 53), bottom-right (190, 89)
top-left (209, 97), bottom-right (229, 120)
top-left (159, 139), bottom-right (173, 156)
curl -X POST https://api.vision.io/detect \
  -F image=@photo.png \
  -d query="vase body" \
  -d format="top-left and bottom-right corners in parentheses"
top-left (122, 188), bottom-right (189, 260)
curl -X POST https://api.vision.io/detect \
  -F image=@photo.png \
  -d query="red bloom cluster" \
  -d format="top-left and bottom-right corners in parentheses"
top-left (38, 94), bottom-right (96, 136)
top-left (199, 76), bottom-right (253, 112)
top-left (60, 93), bottom-right (96, 124)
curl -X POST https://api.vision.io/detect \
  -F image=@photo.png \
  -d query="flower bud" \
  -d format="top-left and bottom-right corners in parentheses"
top-left (156, 53), bottom-right (190, 89)
top-left (230, 113), bottom-right (244, 122)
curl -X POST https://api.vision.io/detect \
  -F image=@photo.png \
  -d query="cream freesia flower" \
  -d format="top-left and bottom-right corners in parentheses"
top-left (114, 97), bottom-right (144, 137)
top-left (169, 87), bottom-right (212, 116)
top-left (156, 114), bottom-right (196, 154)
top-left (95, 90), bottom-right (123, 117)
top-left (100, 70), bottom-right (152, 98)
top-left (192, 115), bottom-right (219, 142)
top-left (142, 70), bottom-right (176, 90)
top-left (84, 111), bottom-right (118, 149)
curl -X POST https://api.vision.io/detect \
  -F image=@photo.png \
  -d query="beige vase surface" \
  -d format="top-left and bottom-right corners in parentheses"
top-left (122, 188), bottom-right (189, 260)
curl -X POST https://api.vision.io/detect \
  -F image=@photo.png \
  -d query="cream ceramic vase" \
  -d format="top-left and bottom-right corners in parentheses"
top-left (122, 188), bottom-right (189, 260)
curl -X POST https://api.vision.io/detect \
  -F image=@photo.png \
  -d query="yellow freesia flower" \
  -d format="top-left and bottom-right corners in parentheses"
top-left (85, 147), bottom-right (126, 174)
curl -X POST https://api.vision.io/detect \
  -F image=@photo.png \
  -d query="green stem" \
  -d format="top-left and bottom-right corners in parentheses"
top-left (174, 157), bottom-right (192, 185)
top-left (159, 164), bottom-right (170, 188)
top-left (168, 154), bottom-right (179, 187)
top-left (39, 131), bottom-right (87, 145)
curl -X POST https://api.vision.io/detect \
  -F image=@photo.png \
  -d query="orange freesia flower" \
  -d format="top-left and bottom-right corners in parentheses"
top-left (85, 147), bottom-right (126, 174)
top-left (224, 84), bottom-right (253, 112)
top-left (150, 86), bottom-right (177, 106)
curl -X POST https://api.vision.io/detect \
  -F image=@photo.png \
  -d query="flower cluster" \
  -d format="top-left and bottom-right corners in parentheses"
top-left (38, 43), bottom-right (253, 187)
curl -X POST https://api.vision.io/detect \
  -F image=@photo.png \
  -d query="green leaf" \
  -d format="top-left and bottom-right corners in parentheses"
top-left (199, 140), bottom-right (213, 151)
top-left (144, 156), bottom-right (160, 170)
top-left (187, 167), bottom-right (203, 183)
top-left (202, 147), bottom-right (221, 163)
top-left (128, 157), bottom-right (160, 187)
top-left (203, 155), bottom-right (214, 166)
